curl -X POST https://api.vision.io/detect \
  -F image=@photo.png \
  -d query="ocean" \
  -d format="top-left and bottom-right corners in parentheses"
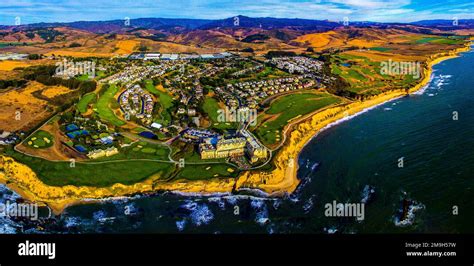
top-left (1, 44), bottom-right (473, 234)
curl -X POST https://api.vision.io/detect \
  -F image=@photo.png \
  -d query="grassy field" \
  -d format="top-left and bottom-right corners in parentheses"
top-left (76, 74), bottom-right (90, 81)
top-left (77, 92), bottom-right (96, 113)
top-left (202, 97), bottom-right (237, 130)
top-left (254, 92), bottom-right (340, 146)
top-left (25, 130), bottom-right (54, 149)
top-left (95, 84), bottom-right (125, 126)
top-left (93, 141), bottom-right (170, 161)
top-left (330, 53), bottom-right (422, 95)
top-left (414, 36), bottom-right (465, 45)
top-left (144, 80), bottom-right (174, 126)
top-left (6, 149), bottom-right (174, 187)
top-left (370, 47), bottom-right (392, 52)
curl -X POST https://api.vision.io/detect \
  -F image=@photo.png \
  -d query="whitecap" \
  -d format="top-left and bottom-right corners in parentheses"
top-left (176, 220), bottom-right (186, 231)
top-left (189, 203), bottom-right (214, 226)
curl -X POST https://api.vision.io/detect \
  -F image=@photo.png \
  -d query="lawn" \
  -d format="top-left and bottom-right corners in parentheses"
top-left (6, 150), bottom-right (174, 187)
top-left (414, 36), bottom-right (464, 45)
top-left (92, 141), bottom-right (170, 162)
top-left (370, 47), bottom-right (392, 52)
top-left (144, 80), bottom-right (174, 126)
top-left (254, 92), bottom-right (340, 146)
top-left (330, 53), bottom-right (423, 94)
top-left (202, 97), bottom-right (237, 130)
top-left (77, 92), bottom-right (96, 113)
top-left (25, 130), bottom-right (54, 149)
top-left (76, 74), bottom-right (90, 81)
top-left (95, 84), bottom-right (125, 126)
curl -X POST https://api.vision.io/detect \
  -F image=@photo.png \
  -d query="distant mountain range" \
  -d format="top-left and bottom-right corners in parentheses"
top-left (3, 16), bottom-right (473, 34)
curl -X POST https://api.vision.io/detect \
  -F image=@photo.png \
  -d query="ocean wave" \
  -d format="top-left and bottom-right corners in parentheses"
top-left (208, 197), bottom-right (226, 210)
top-left (180, 200), bottom-right (198, 211)
top-left (176, 220), bottom-right (186, 231)
top-left (224, 196), bottom-right (238, 205)
top-left (302, 195), bottom-right (315, 213)
top-left (0, 218), bottom-right (19, 234)
top-left (411, 72), bottom-right (435, 95)
top-left (394, 197), bottom-right (425, 227)
top-left (179, 200), bottom-right (215, 226)
top-left (361, 185), bottom-right (375, 204)
top-left (189, 204), bottom-right (214, 226)
top-left (171, 191), bottom-right (231, 197)
top-left (272, 199), bottom-right (282, 210)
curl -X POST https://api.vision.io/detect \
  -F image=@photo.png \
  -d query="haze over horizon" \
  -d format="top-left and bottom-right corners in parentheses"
top-left (0, 0), bottom-right (473, 25)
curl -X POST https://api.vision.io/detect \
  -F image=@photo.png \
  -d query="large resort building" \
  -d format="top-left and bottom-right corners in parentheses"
top-left (199, 130), bottom-right (268, 163)
top-left (199, 137), bottom-right (246, 159)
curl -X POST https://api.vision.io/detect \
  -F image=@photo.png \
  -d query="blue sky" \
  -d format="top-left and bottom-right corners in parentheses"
top-left (0, 0), bottom-right (473, 25)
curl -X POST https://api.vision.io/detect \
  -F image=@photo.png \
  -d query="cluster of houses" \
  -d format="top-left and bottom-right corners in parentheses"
top-left (119, 85), bottom-right (154, 125)
top-left (231, 64), bottom-right (264, 77)
top-left (0, 53), bottom-right (28, 60)
top-left (215, 75), bottom-right (317, 109)
top-left (100, 62), bottom-right (182, 85)
top-left (270, 56), bottom-right (323, 74)
top-left (0, 131), bottom-right (19, 145)
top-left (198, 129), bottom-right (268, 163)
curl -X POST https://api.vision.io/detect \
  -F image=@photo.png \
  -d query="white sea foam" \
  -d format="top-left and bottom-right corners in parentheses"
top-left (411, 72), bottom-right (435, 95)
top-left (176, 220), bottom-right (186, 231)
top-left (251, 199), bottom-right (270, 226)
top-left (394, 201), bottom-right (425, 227)
top-left (208, 197), bottom-right (226, 210)
top-left (302, 195), bottom-right (315, 213)
top-left (64, 216), bottom-right (82, 228)
top-left (189, 204), bottom-right (214, 226)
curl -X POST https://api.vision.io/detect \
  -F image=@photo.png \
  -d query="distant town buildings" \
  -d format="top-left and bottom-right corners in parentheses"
top-left (130, 52), bottom-right (233, 61)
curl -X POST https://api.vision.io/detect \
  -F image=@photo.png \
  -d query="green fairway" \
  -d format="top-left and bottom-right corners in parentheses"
top-left (76, 74), bottom-right (90, 81)
top-left (77, 92), bottom-right (96, 113)
top-left (330, 53), bottom-right (423, 94)
top-left (202, 97), bottom-right (237, 130)
top-left (91, 141), bottom-right (170, 162)
top-left (144, 80), bottom-right (174, 126)
top-left (6, 150), bottom-right (174, 187)
top-left (25, 130), bottom-right (54, 149)
top-left (370, 47), bottom-right (392, 52)
top-left (254, 92), bottom-right (340, 145)
top-left (414, 36), bottom-right (464, 45)
top-left (95, 84), bottom-right (125, 126)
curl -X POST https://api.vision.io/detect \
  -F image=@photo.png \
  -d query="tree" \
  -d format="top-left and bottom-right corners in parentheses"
top-left (138, 44), bottom-right (148, 52)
